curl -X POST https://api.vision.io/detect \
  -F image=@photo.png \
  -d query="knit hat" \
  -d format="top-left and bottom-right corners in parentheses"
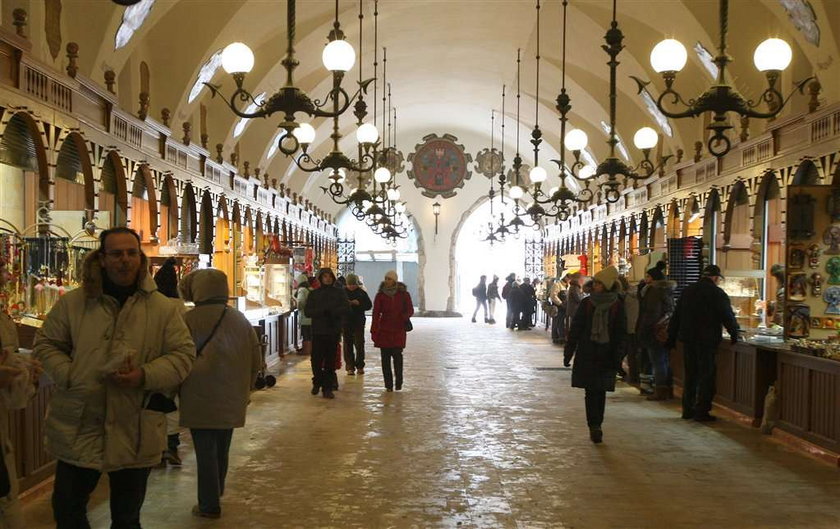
top-left (346, 273), bottom-right (360, 286)
top-left (593, 266), bottom-right (619, 291)
top-left (385, 270), bottom-right (398, 281)
top-left (646, 266), bottom-right (665, 281)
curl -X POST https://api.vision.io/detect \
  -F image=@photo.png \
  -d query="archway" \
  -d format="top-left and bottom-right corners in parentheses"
top-left (129, 164), bottom-right (158, 246)
top-left (452, 198), bottom-right (526, 315)
top-left (99, 151), bottom-right (128, 227)
top-left (792, 159), bottom-right (820, 185)
top-left (0, 113), bottom-right (49, 231)
top-left (723, 181), bottom-right (751, 270)
top-left (213, 196), bottom-right (234, 291)
top-left (181, 183), bottom-right (197, 243)
top-left (683, 196), bottom-right (702, 237)
top-left (198, 190), bottom-right (214, 254)
top-left (53, 133), bottom-right (94, 220)
top-left (755, 171), bottom-right (784, 325)
top-left (158, 175), bottom-right (179, 242)
top-left (703, 189), bottom-right (722, 265)
top-left (336, 207), bottom-right (420, 303)
top-left (650, 206), bottom-right (666, 259)
top-left (638, 211), bottom-right (649, 255)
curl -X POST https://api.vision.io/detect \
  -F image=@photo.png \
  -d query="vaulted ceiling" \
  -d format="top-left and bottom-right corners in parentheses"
top-left (14, 0), bottom-right (840, 214)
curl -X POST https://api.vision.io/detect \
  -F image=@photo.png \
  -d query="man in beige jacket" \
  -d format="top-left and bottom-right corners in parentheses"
top-left (34, 227), bottom-right (195, 529)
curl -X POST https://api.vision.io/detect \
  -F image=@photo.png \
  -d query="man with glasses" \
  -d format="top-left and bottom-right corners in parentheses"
top-left (34, 227), bottom-right (195, 529)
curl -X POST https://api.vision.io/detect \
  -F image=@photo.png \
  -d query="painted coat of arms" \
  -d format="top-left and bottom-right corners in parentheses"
top-left (407, 133), bottom-right (472, 198)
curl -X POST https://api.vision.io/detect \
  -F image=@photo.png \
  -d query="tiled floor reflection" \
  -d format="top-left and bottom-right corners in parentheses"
top-left (24, 318), bottom-right (840, 528)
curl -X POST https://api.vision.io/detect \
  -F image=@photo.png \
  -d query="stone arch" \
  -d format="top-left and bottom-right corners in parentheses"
top-left (181, 183), bottom-right (198, 243)
top-left (723, 181), bottom-right (749, 246)
top-left (0, 111), bottom-right (50, 204)
top-left (54, 131), bottom-right (95, 213)
top-left (159, 174), bottom-right (179, 242)
top-left (832, 156), bottom-right (840, 186)
top-left (650, 206), bottom-right (666, 254)
top-left (792, 158), bottom-right (820, 185)
top-left (683, 195), bottom-right (702, 237)
top-left (130, 163), bottom-right (159, 242)
top-left (703, 188), bottom-right (722, 264)
top-left (639, 210), bottom-right (650, 254)
top-left (199, 189), bottom-right (214, 254)
top-left (666, 200), bottom-right (681, 239)
top-left (99, 150), bottom-right (128, 227)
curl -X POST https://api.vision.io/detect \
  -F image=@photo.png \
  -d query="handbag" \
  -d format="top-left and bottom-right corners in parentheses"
top-left (147, 306), bottom-right (228, 414)
top-left (403, 293), bottom-right (413, 332)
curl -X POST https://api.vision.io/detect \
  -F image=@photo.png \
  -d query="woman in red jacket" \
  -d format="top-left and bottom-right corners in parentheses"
top-left (371, 270), bottom-right (414, 391)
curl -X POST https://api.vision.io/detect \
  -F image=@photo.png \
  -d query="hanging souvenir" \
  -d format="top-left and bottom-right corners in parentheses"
top-left (786, 304), bottom-right (810, 338)
top-left (787, 273), bottom-right (808, 301)
top-left (810, 272), bottom-right (823, 296)
top-left (824, 226), bottom-right (840, 254)
top-left (807, 244), bottom-right (821, 268)
top-left (823, 286), bottom-right (840, 315)
top-left (789, 247), bottom-right (805, 269)
top-left (826, 256), bottom-right (840, 284)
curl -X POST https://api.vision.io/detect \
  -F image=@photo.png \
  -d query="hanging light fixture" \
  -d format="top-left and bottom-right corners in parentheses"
top-left (634, 0), bottom-right (812, 157)
top-left (206, 0), bottom-right (375, 158)
top-left (564, 0), bottom-right (672, 204)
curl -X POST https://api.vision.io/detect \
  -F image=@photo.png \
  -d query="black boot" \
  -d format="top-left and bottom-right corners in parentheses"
top-left (589, 427), bottom-right (603, 444)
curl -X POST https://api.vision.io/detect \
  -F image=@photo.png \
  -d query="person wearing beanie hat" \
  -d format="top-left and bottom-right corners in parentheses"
top-left (304, 268), bottom-right (351, 399)
top-left (501, 273), bottom-right (518, 329)
top-left (636, 261), bottom-right (677, 402)
top-left (342, 274), bottom-right (372, 375)
top-left (371, 270), bottom-right (414, 391)
top-left (565, 265), bottom-right (626, 444)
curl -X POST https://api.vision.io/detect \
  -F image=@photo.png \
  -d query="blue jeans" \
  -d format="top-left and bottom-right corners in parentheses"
top-left (646, 343), bottom-right (671, 387)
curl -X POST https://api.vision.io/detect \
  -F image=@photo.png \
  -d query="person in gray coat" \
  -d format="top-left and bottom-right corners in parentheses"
top-left (179, 269), bottom-right (261, 518)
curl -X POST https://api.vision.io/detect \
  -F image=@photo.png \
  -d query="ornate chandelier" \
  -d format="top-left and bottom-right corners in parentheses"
top-left (635, 0), bottom-right (812, 157)
top-left (205, 0), bottom-right (375, 159)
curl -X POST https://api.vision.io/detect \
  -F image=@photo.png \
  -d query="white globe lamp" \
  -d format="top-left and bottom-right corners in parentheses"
top-left (322, 39), bottom-right (356, 72)
top-left (754, 38), bottom-right (792, 72)
top-left (221, 42), bottom-right (255, 74)
top-left (564, 129), bottom-right (588, 151)
top-left (356, 123), bottom-right (379, 144)
top-left (650, 39), bottom-right (687, 73)
top-left (633, 127), bottom-right (659, 150)
top-left (509, 185), bottom-right (525, 200)
top-left (292, 123), bottom-right (316, 145)
top-left (374, 167), bottom-right (392, 183)
top-left (529, 166), bottom-right (548, 184)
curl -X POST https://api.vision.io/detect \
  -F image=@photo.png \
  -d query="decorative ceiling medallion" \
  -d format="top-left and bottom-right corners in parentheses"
top-left (475, 147), bottom-right (504, 179)
top-left (507, 163), bottom-right (532, 188)
top-left (779, 0), bottom-right (820, 47)
top-left (407, 133), bottom-right (472, 199)
top-left (380, 146), bottom-right (405, 175)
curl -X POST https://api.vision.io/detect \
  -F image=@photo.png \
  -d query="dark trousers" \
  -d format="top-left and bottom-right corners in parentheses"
top-left (551, 310), bottom-right (566, 343)
top-left (505, 300), bottom-right (514, 328)
top-left (584, 390), bottom-right (607, 428)
top-left (190, 428), bottom-right (234, 515)
top-left (311, 333), bottom-right (339, 391)
top-left (683, 342), bottom-right (717, 414)
top-left (380, 347), bottom-right (404, 390)
top-left (167, 433), bottom-right (180, 453)
top-left (342, 325), bottom-right (366, 370)
top-left (52, 460), bottom-right (151, 529)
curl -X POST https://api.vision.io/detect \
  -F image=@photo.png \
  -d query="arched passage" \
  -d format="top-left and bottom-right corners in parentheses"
top-left (0, 112), bottom-right (49, 230)
top-left (54, 132), bottom-right (94, 216)
top-left (336, 206), bottom-right (420, 305)
top-left (792, 159), bottom-right (820, 185)
top-left (158, 175), bottom-right (179, 242)
top-left (198, 190), bottom-right (214, 254)
top-left (683, 196), bottom-right (702, 237)
top-left (181, 183), bottom-right (198, 243)
top-left (213, 196), bottom-right (234, 291)
top-left (99, 151), bottom-right (128, 227)
top-left (703, 189), bottom-right (722, 265)
top-left (450, 197), bottom-right (525, 314)
top-left (723, 181), bottom-right (751, 270)
top-left (650, 206), bottom-right (666, 258)
top-left (755, 171), bottom-right (784, 326)
top-left (129, 164), bottom-right (159, 245)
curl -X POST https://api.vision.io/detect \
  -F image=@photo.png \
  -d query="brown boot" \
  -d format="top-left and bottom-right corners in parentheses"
top-left (646, 386), bottom-right (670, 401)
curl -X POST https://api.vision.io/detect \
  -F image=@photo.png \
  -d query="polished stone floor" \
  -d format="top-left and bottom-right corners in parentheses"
top-left (23, 318), bottom-right (840, 528)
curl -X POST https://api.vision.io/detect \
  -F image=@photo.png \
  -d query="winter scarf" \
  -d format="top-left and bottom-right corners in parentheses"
top-left (381, 284), bottom-right (398, 297)
top-left (590, 292), bottom-right (618, 344)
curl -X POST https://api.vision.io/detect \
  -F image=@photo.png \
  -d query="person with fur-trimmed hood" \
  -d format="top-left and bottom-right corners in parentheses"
top-left (371, 270), bottom-right (414, 392)
top-left (304, 267), bottom-right (350, 399)
top-left (34, 227), bottom-right (195, 528)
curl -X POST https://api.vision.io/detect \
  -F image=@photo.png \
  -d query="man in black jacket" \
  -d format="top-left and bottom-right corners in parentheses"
top-left (342, 274), bottom-right (373, 376)
top-left (667, 265), bottom-right (740, 421)
top-left (304, 268), bottom-right (350, 398)
top-left (518, 278), bottom-right (537, 330)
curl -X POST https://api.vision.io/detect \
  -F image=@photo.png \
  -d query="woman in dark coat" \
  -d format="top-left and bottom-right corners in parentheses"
top-left (566, 266), bottom-right (626, 444)
top-left (371, 270), bottom-right (414, 391)
top-left (636, 262), bottom-right (676, 401)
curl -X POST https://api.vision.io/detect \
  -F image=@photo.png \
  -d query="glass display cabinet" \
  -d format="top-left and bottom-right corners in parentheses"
top-left (263, 260), bottom-right (292, 309)
top-left (243, 255), bottom-right (264, 306)
top-left (720, 270), bottom-right (765, 330)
